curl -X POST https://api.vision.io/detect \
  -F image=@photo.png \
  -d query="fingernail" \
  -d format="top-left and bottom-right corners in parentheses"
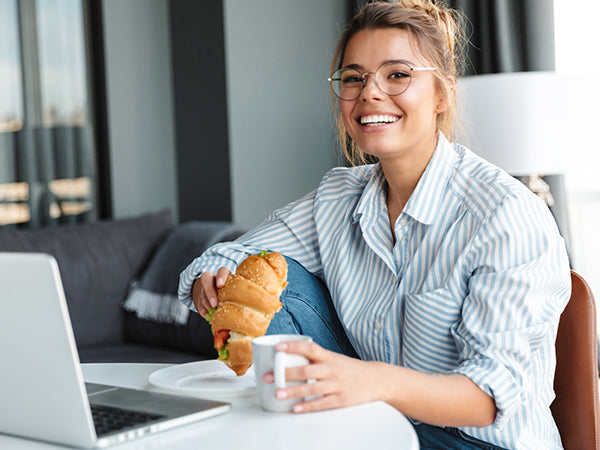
top-left (293, 404), bottom-right (304, 413)
top-left (209, 297), bottom-right (218, 308)
top-left (275, 390), bottom-right (288, 399)
top-left (262, 373), bottom-right (274, 383)
top-left (275, 342), bottom-right (288, 351)
top-left (216, 277), bottom-right (225, 288)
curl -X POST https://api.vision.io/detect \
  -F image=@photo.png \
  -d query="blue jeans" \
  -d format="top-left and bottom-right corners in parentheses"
top-left (414, 424), bottom-right (508, 450)
top-left (266, 257), bottom-right (358, 358)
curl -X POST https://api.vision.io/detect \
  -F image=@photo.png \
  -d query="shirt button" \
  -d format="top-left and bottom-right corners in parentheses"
top-left (399, 217), bottom-right (407, 226)
top-left (374, 321), bottom-right (382, 330)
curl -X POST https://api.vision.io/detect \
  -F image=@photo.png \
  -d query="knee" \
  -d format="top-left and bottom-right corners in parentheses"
top-left (283, 257), bottom-right (331, 301)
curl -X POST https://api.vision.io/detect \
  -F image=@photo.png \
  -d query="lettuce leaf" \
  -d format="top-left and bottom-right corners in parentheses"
top-left (205, 307), bottom-right (216, 323)
top-left (217, 343), bottom-right (229, 360)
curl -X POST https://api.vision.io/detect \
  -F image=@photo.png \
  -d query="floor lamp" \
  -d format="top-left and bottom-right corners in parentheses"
top-left (456, 71), bottom-right (572, 261)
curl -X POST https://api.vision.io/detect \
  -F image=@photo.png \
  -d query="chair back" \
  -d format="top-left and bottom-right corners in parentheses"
top-left (551, 270), bottom-right (599, 449)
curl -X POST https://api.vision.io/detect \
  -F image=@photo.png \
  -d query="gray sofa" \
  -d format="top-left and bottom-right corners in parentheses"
top-left (0, 210), bottom-right (246, 363)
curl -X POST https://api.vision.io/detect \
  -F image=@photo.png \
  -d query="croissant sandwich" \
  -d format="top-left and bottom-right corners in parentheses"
top-left (206, 251), bottom-right (288, 376)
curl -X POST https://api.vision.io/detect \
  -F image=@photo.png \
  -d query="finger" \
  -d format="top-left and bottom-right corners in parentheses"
top-left (276, 340), bottom-right (332, 363)
top-left (199, 272), bottom-right (219, 309)
top-left (262, 359), bottom-right (328, 389)
top-left (275, 379), bottom-right (337, 406)
top-left (262, 363), bottom-right (323, 384)
top-left (281, 361), bottom-right (332, 386)
top-left (195, 301), bottom-right (209, 318)
top-left (262, 372), bottom-right (275, 384)
top-left (292, 393), bottom-right (341, 413)
top-left (191, 278), bottom-right (209, 317)
top-left (215, 267), bottom-right (231, 289)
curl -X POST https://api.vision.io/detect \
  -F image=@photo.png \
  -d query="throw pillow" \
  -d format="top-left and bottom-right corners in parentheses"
top-left (122, 221), bottom-right (247, 357)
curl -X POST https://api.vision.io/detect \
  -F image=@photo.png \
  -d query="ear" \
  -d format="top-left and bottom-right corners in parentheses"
top-left (435, 75), bottom-right (456, 114)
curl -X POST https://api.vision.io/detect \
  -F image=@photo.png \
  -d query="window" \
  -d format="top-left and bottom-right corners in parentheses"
top-left (554, 0), bottom-right (600, 314)
top-left (0, 0), bottom-right (97, 227)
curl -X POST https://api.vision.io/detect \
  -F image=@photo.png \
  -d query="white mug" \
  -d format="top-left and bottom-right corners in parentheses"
top-left (252, 334), bottom-right (312, 412)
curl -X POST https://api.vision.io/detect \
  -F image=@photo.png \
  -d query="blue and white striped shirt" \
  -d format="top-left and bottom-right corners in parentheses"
top-left (179, 134), bottom-right (570, 449)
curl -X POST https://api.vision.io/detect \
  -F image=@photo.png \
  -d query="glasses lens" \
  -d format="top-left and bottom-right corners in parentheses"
top-left (376, 61), bottom-right (412, 96)
top-left (330, 67), bottom-right (363, 100)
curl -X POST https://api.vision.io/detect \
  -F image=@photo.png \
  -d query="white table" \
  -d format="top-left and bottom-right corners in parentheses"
top-left (0, 363), bottom-right (419, 449)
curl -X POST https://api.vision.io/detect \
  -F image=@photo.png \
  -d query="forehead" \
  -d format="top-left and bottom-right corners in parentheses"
top-left (342, 28), bottom-right (427, 68)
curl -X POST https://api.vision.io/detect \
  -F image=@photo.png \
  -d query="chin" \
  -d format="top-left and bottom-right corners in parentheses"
top-left (356, 141), bottom-right (402, 159)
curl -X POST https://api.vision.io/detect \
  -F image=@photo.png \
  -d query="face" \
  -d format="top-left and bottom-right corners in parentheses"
top-left (339, 28), bottom-right (445, 165)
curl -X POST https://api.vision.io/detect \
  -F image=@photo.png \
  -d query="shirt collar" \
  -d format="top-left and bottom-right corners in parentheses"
top-left (403, 133), bottom-right (457, 225)
top-left (352, 133), bottom-right (457, 227)
top-left (352, 164), bottom-right (386, 227)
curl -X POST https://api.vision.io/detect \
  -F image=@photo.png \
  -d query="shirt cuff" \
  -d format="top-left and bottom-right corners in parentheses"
top-left (454, 358), bottom-right (524, 428)
top-left (177, 242), bottom-right (252, 312)
top-left (178, 261), bottom-right (201, 312)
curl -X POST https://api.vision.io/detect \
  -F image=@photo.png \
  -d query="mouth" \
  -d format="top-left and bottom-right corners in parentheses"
top-left (357, 114), bottom-right (401, 126)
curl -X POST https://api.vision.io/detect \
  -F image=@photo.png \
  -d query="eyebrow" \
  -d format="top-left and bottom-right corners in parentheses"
top-left (342, 59), bottom-right (416, 71)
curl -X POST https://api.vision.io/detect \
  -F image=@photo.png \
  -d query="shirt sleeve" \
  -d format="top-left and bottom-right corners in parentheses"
top-left (178, 189), bottom-right (322, 311)
top-left (453, 191), bottom-right (571, 428)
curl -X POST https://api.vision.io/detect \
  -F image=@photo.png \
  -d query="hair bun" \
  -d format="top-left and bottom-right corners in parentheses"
top-left (396, 0), bottom-right (458, 56)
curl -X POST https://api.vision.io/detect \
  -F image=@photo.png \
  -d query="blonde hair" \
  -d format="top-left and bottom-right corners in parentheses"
top-left (331, 0), bottom-right (466, 165)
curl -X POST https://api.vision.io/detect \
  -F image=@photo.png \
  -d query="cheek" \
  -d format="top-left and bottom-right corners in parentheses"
top-left (393, 90), bottom-right (437, 120)
top-left (339, 102), bottom-right (356, 129)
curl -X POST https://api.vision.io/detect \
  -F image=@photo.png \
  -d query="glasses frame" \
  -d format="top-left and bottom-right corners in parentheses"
top-left (328, 60), bottom-right (437, 101)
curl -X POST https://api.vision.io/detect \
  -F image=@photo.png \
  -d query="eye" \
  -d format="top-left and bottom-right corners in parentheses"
top-left (387, 71), bottom-right (410, 80)
top-left (379, 62), bottom-right (413, 84)
top-left (341, 75), bottom-right (364, 85)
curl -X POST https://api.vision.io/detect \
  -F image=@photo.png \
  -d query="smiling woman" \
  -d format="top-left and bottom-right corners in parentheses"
top-left (330, 3), bottom-right (464, 166)
top-left (178, 2), bottom-right (571, 449)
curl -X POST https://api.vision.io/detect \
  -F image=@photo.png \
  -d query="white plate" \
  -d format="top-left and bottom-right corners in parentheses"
top-left (149, 360), bottom-right (256, 399)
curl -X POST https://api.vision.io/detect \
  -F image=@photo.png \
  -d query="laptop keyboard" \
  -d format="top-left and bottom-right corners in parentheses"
top-left (91, 404), bottom-right (167, 436)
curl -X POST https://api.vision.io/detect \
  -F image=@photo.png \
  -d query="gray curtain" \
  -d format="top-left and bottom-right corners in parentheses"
top-left (444, 0), bottom-right (555, 74)
top-left (0, 126), bottom-right (96, 228)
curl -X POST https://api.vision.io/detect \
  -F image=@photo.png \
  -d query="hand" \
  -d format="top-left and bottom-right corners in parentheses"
top-left (263, 340), bottom-right (382, 413)
top-left (262, 341), bottom-right (497, 425)
top-left (191, 267), bottom-right (232, 317)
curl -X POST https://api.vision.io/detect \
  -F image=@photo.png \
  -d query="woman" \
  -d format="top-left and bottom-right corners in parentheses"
top-left (179, 1), bottom-right (570, 448)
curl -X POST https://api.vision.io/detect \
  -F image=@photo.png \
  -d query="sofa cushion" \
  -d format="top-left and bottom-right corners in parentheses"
top-left (122, 221), bottom-right (247, 357)
top-left (0, 210), bottom-right (173, 347)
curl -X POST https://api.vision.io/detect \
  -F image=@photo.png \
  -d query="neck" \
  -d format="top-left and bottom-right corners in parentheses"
top-left (381, 132), bottom-right (438, 217)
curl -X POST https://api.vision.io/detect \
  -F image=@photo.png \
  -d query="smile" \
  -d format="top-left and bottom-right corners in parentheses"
top-left (358, 114), bottom-right (400, 126)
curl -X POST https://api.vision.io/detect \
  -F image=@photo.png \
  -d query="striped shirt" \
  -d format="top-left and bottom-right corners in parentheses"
top-left (179, 134), bottom-right (571, 449)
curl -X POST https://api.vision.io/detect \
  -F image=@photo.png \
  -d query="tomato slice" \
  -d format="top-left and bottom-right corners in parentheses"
top-left (214, 329), bottom-right (230, 350)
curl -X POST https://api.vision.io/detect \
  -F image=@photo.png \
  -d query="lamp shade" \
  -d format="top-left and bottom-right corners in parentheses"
top-left (456, 71), bottom-right (568, 176)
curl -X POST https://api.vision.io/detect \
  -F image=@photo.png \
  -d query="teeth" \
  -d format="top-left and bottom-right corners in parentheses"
top-left (360, 114), bottom-right (399, 125)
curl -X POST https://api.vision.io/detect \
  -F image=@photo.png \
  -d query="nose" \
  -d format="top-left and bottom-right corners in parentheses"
top-left (359, 72), bottom-right (384, 100)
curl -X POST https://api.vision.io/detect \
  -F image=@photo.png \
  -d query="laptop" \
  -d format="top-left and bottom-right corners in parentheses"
top-left (0, 252), bottom-right (231, 448)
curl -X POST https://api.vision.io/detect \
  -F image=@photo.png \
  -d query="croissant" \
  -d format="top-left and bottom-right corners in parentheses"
top-left (209, 251), bottom-right (287, 376)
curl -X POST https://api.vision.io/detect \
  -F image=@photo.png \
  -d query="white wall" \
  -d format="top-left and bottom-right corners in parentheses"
top-left (223, 0), bottom-right (346, 226)
top-left (100, 0), bottom-right (347, 225)
top-left (554, 0), bottom-right (600, 306)
top-left (102, 0), bottom-right (178, 220)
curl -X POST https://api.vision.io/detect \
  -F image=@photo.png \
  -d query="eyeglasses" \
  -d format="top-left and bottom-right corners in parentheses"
top-left (328, 61), bottom-right (437, 101)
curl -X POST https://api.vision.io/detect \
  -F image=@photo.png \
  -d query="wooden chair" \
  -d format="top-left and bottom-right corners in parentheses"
top-left (551, 270), bottom-right (600, 450)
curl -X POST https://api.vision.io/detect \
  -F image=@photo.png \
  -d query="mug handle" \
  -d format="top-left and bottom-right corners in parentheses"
top-left (274, 351), bottom-right (287, 389)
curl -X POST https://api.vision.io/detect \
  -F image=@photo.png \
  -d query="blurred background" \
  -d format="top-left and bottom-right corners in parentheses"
top-left (0, 0), bottom-right (598, 304)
